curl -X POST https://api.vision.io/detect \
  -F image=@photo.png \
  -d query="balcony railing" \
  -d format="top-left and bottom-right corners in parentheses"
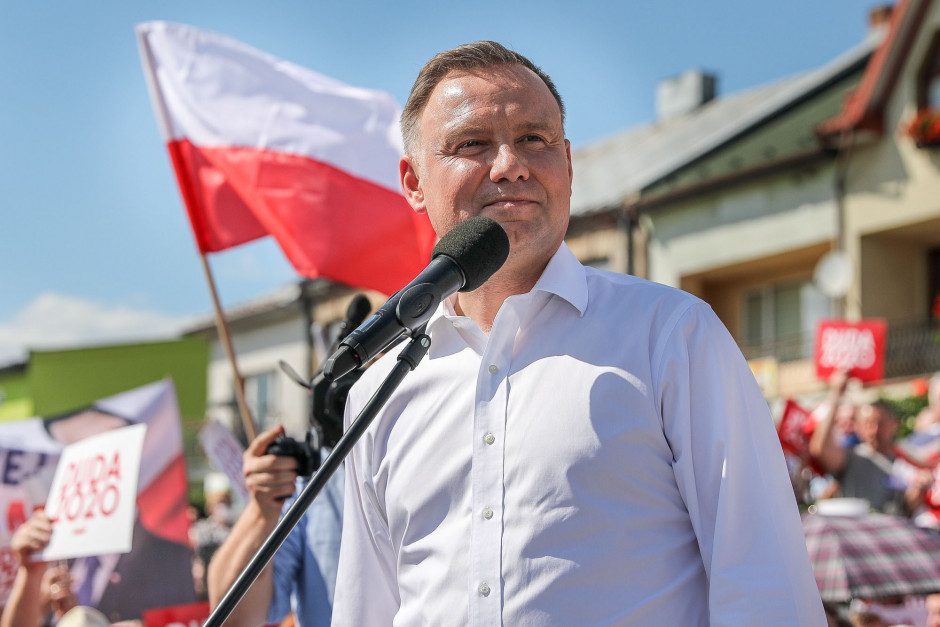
top-left (740, 332), bottom-right (815, 364)
top-left (884, 320), bottom-right (940, 379)
top-left (739, 320), bottom-right (940, 381)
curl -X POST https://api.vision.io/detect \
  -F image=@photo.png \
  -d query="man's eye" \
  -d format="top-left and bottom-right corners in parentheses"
top-left (521, 135), bottom-right (546, 144)
top-left (458, 140), bottom-right (484, 150)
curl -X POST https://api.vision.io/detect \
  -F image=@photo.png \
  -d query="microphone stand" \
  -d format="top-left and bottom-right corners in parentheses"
top-left (204, 329), bottom-right (431, 627)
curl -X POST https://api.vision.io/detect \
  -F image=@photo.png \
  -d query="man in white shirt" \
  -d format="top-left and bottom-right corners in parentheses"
top-left (332, 41), bottom-right (825, 626)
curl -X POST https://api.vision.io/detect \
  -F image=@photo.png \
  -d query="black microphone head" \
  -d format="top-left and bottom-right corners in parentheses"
top-left (344, 294), bottom-right (372, 328)
top-left (432, 216), bottom-right (510, 292)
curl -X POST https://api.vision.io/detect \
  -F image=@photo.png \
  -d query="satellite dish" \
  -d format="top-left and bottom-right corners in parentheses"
top-left (814, 250), bottom-right (854, 298)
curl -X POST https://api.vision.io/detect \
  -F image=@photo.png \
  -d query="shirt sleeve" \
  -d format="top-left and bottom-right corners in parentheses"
top-left (331, 399), bottom-right (401, 625)
top-left (655, 302), bottom-right (825, 626)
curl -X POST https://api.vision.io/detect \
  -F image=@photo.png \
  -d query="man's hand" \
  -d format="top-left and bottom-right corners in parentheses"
top-left (41, 562), bottom-right (76, 617)
top-left (208, 424), bottom-right (300, 622)
top-left (829, 369), bottom-right (849, 398)
top-left (243, 425), bottom-right (300, 519)
top-left (11, 510), bottom-right (53, 573)
top-left (808, 370), bottom-right (852, 475)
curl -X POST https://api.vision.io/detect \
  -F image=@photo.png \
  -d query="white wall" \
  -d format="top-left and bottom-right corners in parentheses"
top-left (646, 166), bottom-right (837, 288)
top-left (205, 312), bottom-right (312, 440)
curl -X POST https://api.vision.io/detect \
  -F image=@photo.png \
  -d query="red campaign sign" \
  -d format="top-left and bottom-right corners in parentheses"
top-left (777, 399), bottom-right (815, 458)
top-left (814, 318), bottom-right (887, 383)
top-left (142, 601), bottom-right (210, 627)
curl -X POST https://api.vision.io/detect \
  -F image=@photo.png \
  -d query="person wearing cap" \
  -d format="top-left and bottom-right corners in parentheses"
top-left (330, 41), bottom-right (824, 625)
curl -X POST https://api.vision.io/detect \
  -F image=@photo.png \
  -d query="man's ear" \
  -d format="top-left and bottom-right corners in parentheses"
top-left (400, 155), bottom-right (427, 214)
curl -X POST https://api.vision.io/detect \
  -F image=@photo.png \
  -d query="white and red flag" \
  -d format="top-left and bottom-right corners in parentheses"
top-left (136, 21), bottom-right (436, 295)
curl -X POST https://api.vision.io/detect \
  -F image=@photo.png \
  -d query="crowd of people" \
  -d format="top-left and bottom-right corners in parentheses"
top-left (0, 471), bottom-right (235, 627)
top-left (786, 373), bottom-right (940, 627)
top-left (5, 38), bottom-right (940, 626)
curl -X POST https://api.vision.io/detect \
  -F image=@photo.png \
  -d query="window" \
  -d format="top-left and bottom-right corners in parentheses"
top-left (918, 32), bottom-right (940, 109)
top-left (743, 280), bottom-right (829, 361)
top-left (244, 371), bottom-right (278, 432)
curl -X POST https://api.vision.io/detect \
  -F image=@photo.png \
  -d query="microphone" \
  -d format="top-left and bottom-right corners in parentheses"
top-left (322, 216), bottom-right (510, 381)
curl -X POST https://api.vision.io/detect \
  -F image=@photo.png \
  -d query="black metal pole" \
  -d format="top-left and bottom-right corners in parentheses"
top-left (204, 331), bottom-right (431, 627)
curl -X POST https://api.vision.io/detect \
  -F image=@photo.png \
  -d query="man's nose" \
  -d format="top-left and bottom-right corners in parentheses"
top-left (490, 143), bottom-right (529, 183)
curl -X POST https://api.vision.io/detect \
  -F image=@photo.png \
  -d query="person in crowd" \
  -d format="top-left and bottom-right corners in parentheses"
top-left (824, 603), bottom-right (853, 627)
top-left (834, 399), bottom-right (861, 448)
top-left (41, 407), bottom-right (195, 622)
top-left (848, 611), bottom-right (887, 627)
top-left (1, 509), bottom-right (76, 627)
top-left (914, 404), bottom-right (940, 434)
top-left (330, 40), bottom-right (824, 625)
top-left (207, 424), bottom-right (342, 627)
top-left (806, 395), bottom-right (859, 504)
top-left (926, 592), bottom-right (940, 627)
top-left (809, 371), bottom-right (931, 515)
top-left (189, 473), bottom-right (234, 600)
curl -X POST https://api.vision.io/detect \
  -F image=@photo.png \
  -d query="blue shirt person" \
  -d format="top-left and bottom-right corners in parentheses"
top-left (208, 425), bottom-right (343, 627)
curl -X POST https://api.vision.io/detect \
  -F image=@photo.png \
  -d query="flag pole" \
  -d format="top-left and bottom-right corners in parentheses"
top-left (199, 252), bottom-right (258, 442)
top-left (137, 26), bottom-right (256, 442)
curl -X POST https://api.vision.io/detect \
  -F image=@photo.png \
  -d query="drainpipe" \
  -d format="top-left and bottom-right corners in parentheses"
top-left (621, 195), bottom-right (641, 276)
top-left (619, 209), bottom-right (635, 276)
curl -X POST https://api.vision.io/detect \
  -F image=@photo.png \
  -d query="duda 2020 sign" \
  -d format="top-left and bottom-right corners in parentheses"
top-left (814, 319), bottom-right (887, 383)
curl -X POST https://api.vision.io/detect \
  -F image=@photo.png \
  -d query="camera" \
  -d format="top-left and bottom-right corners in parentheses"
top-left (265, 369), bottom-right (362, 478)
top-left (310, 370), bottom-right (361, 449)
top-left (265, 294), bottom-right (372, 477)
top-left (265, 430), bottom-right (318, 478)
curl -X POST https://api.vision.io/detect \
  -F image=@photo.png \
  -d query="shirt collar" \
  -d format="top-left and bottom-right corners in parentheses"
top-left (428, 241), bottom-right (588, 334)
top-left (530, 241), bottom-right (588, 316)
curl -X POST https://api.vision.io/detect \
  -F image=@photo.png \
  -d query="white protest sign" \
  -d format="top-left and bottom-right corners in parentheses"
top-left (40, 423), bottom-right (147, 560)
top-left (198, 420), bottom-right (249, 503)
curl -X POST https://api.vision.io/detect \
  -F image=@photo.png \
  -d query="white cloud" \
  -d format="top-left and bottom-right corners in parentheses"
top-left (0, 292), bottom-right (194, 367)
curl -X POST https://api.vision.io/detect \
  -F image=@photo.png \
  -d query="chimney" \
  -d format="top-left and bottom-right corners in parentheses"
top-left (867, 4), bottom-right (893, 33)
top-left (656, 69), bottom-right (717, 122)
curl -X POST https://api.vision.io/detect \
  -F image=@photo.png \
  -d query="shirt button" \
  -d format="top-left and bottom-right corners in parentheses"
top-left (482, 508), bottom-right (494, 519)
top-left (452, 320), bottom-right (462, 328)
top-left (483, 433), bottom-right (496, 445)
top-left (488, 364), bottom-right (498, 374)
top-left (479, 583), bottom-right (491, 596)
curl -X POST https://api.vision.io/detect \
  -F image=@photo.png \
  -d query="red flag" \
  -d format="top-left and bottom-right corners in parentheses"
top-left (137, 21), bottom-right (437, 295)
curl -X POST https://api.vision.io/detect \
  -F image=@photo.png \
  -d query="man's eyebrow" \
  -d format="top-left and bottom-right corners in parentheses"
top-left (441, 124), bottom-right (487, 145)
top-left (517, 120), bottom-right (560, 135)
top-left (440, 120), bottom-right (562, 145)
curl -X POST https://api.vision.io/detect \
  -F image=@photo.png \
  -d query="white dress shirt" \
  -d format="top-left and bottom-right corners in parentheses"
top-left (333, 243), bottom-right (824, 626)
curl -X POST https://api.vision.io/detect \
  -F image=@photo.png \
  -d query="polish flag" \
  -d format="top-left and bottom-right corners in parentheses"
top-left (136, 21), bottom-right (436, 295)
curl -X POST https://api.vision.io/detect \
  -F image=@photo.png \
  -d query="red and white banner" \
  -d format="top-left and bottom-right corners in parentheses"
top-left (0, 380), bottom-right (195, 618)
top-left (136, 21), bottom-right (437, 295)
top-left (814, 318), bottom-right (888, 383)
top-left (0, 421), bottom-right (60, 604)
top-left (777, 399), bottom-right (816, 459)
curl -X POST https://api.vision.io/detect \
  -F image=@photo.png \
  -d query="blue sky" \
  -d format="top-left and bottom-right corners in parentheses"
top-left (0, 0), bottom-right (881, 365)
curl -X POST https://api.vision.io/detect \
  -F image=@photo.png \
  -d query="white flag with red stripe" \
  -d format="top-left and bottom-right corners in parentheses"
top-left (136, 21), bottom-right (436, 295)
